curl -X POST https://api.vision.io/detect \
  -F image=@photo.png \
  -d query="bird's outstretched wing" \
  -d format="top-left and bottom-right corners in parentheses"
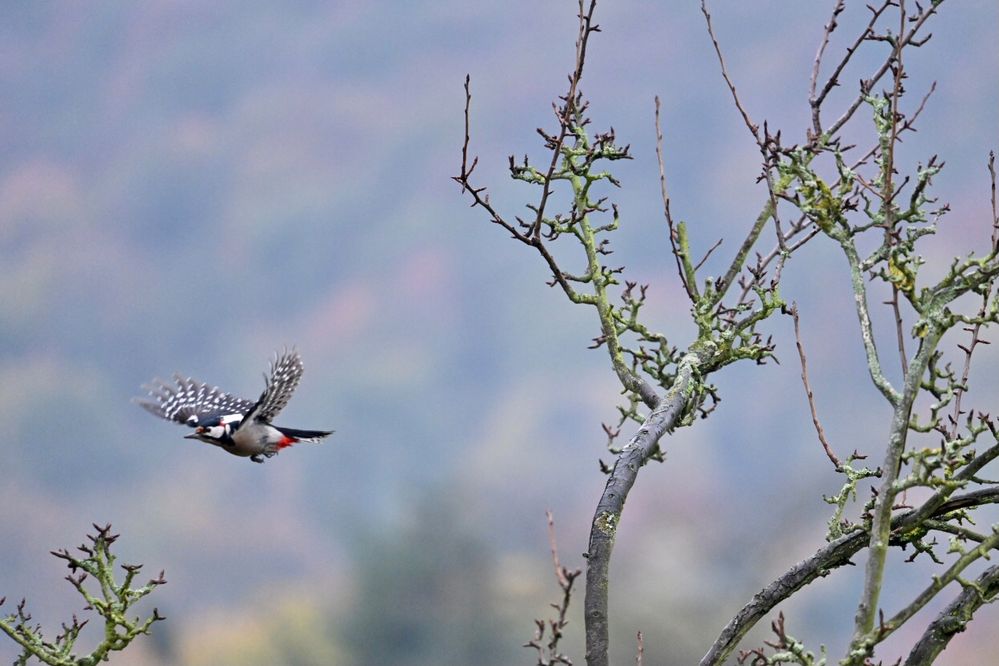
top-left (134, 374), bottom-right (256, 426)
top-left (241, 348), bottom-right (305, 424)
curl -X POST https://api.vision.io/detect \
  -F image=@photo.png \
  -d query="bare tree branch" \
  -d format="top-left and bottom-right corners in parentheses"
top-left (808, 0), bottom-right (847, 133)
top-left (904, 564), bottom-right (999, 666)
top-left (788, 302), bottom-right (841, 470)
top-left (825, 1), bottom-right (943, 138)
top-left (585, 349), bottom-right (709, 666)
top-left (655, 95), bottom-right (698, 304)
top-left (526, 511), bottom-right (581, 665)
top-left (809, 0), bottom-right (892, 141)
top-left (528, 0), bottom-right (600, 241)
top-left (700, 481), bottom-right (999, 666)
top-left (700, 0), bottom-right (759, 142)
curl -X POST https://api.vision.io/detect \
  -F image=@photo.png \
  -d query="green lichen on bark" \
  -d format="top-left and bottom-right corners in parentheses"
top-left (594, 511), bottom-right (618, 537)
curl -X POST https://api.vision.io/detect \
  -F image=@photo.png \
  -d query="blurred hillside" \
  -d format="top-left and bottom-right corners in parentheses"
top-left (1, 2), bottom-right (997, 664)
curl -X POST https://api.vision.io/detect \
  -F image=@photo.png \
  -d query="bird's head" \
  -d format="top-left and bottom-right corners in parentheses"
top-left (183, 412), bottom-right (241, 444)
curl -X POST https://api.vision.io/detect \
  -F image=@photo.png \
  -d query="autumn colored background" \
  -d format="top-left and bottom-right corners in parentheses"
top-left (2, 3), bottom-right (997, 664)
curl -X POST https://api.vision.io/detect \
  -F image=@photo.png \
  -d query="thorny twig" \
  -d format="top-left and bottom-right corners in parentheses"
top-left (525, 511), bottom-right (582, 666)
top-left (948, 152), bottom-right (999, 441)
top-left (528, 0), bottom-right (600, 241)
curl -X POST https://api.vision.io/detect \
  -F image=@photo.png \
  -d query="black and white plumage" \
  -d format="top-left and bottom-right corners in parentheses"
top-left (136, 375), bottom-right (257, 428)
top-left (242, 351), bottom-right (304, 425)
top-left (135, 348), bottom-right (332, 463)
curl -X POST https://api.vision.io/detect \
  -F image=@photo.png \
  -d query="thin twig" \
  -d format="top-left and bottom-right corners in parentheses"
top-left (526, 511), bottom-right (581, 666)
top-left (947, 152), bottom-right (999, 440)
top-left (758, 126), bottom-right (789, 284)
top-left (789, 303), bottom-right (841, 470)
top-left (457, 74), bottom-right (475, 195)
top-left (694, 238), bottom-right (725, 274)
top-left (846, 80), bottom-right (938, 175)
top-left (825, 1), bottom-right (943, 138)
top-left (810, 0), bottom-right (892, 140)
top-left (891, 288), bottom-right (909, 376)
top-left (700, 0), bottom-right (759, 142)
top-left (948, 315), bottom-right (987, 442)
top-left (529, 0), bottom-right (600, 240)
top-left (656, 95), bottom-right (697, 303)
top-left (455, 77), bottom-right (588, 303)
top-left (809, 0), bottom-right (847, 137)
top-left (990, 150), bottom-right (998, 251)
top-left (455, 75), bottom-right (525, 242)
top-left (712, 198), bottom-right (777, 308)
top-left (547, 509), bottom-right (573, 589)
top-left (885, 1), bottom-right (909, 378)
top-left (733, 215), bottom-right (819, 307)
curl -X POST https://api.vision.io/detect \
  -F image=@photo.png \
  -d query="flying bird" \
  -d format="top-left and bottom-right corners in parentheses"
top-left (135, 348), bottom-right (332, 463)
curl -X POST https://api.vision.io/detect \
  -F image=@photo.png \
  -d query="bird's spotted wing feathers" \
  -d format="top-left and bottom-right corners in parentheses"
top-left (243, 348), bottom-right (305, 424)
top-left (134, 374), bottom-right (255, 426)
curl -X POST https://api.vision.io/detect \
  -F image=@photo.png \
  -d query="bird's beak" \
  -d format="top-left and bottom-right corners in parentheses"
top-left (184, 432), bottom-right (200, 439)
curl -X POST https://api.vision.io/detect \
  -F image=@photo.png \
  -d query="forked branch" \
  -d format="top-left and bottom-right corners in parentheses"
top-left (0, 524), bottom-right (166, 666)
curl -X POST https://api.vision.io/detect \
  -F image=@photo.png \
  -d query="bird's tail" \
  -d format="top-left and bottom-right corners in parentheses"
top-left (275, 426), bottom-right (334, 443)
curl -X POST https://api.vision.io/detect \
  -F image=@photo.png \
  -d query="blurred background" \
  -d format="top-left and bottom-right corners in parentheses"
top-left (1, 2), bottom-right (997, 664)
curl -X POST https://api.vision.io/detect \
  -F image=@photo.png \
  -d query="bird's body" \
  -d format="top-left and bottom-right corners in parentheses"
top-left (135, 349), bottom-right (332, 463)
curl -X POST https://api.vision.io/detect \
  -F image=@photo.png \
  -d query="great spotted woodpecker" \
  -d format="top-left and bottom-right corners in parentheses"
top-left (135, 348), bottom-right (332, 463)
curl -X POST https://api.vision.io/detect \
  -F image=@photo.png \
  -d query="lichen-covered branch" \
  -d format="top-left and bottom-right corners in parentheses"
top-left (848, 328), bottom-right (943, 657)
top-left (735, 612), bottom-right (825, 666)
top-left (700, 484), bottom-right (999, 666)
top-left (584, 348), bottom-right (710, 666)
top-left (904, 563), bottom-right (999, 666)
top-left (0, 524), bottom-right (166, 666)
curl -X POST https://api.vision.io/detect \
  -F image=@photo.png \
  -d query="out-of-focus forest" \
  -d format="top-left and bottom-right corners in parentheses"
top-left (1, 2), bottom-right (997, 664)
